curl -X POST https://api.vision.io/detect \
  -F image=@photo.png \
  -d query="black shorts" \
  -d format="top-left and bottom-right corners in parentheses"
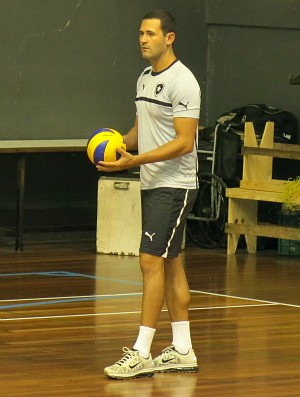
top-left (140, 188), bottom-right (198, 258)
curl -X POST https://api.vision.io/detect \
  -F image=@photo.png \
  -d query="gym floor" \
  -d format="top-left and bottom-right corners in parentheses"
top-left (1, 240), bottom-right (300, 396)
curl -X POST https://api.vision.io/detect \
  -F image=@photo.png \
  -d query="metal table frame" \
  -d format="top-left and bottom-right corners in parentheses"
top-left (0, 139), bottom-right (87, 251)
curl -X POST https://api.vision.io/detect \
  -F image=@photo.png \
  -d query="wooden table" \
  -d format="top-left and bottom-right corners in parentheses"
top-left (225, 123), bottom-right (300, 255)
top-left (0, 139), bottom-right (88, 251)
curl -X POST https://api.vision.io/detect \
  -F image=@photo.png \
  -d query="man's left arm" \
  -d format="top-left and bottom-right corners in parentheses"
top-left (96, 117), bottom-right (198, 172)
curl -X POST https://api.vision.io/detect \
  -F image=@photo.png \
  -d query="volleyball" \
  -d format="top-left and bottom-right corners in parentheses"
top-left (87, 128), bottom-right (126, 164)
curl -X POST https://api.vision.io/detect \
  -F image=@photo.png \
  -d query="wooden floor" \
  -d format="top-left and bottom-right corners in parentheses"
top-left (1, 238), bottom-right (300, 396)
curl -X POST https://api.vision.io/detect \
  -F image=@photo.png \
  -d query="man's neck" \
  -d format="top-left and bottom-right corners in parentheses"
top-left (151, 51), bottom-right (176, 73)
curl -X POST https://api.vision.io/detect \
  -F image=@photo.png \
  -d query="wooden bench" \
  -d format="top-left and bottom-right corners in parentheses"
top-left (225, 121), bottom-right (300, 255)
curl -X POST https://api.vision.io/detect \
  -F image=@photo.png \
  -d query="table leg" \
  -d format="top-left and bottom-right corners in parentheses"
top-left (15, 154), bottom-right (25, 251)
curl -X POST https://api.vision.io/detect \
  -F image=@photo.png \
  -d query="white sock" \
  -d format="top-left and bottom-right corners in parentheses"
top-left (171, 321), bottom-right (192, 354)
top-left (133, 326), bottom-right (156, 358)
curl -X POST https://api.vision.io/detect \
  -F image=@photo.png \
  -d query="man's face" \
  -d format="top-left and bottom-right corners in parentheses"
top-left (139, 18), bottom-right (169, 62)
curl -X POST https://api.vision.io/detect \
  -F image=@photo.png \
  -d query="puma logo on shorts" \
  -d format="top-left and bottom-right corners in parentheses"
top-left (145, 232), bottom-right (156, 241)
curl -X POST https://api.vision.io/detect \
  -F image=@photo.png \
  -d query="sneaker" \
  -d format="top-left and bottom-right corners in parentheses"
top-left (153, 346), bottom-right (198, 373)
top-left (104, 347), bottom-right (155, 380)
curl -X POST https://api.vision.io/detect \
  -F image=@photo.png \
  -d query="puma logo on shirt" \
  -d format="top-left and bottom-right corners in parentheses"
top-left (179, 101), bottom-right (189, 110)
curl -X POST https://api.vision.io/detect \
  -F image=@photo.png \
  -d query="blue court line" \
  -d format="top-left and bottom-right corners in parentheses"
top-left (0, 271), bottom-right (142, 311)
top-left (1, 294), bottom-right (137, 311)
top-left (0, 271), bottom-right (74, 278)
top-left (0, 271), bottom-right (142, 286)
top-left (61, 271), bottom-right (142, 286)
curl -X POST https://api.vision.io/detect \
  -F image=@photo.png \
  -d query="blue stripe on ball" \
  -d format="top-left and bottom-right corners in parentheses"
top-left (87, 128), bottom-right (112, 144)
top-left (93, 140), bottom-right (109, 164)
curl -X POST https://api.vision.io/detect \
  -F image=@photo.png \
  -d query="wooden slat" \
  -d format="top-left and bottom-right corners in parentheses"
top-left (242, 122), bottom-right (273, 182)
top-left (273, 142), bottom-right (300, 152)
top-left (239, 180), bottom-right (288, 192)
top-left (227, 195), bottom-right (258, 254)
top-left (242, 144), bottom-right (300, 159)
top-left (226, 188), bottom-right (281, 203)
top-left (226, 187), bottom-right (300, 205)
top-left (226, 223), bottom-right (300, 240)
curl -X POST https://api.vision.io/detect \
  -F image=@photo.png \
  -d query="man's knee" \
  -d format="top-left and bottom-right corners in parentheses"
top-left (140, 252), bottom-right (164, 275)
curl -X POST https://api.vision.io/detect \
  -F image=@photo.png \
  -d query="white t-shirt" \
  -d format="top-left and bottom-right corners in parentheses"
top-left (135, 60), bottom-right (201, 190)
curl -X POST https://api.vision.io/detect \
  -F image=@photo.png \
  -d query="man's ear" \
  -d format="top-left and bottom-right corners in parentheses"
top-left (166, 32), bottom-right (175, 45)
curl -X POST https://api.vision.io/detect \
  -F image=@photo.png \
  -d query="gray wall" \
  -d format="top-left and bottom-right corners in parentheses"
top-left (0, 0), bottom-right (299, 236)
top-left (1, 0), bottom-right (299, 139)
top-left (0, 0), bottom-right (206, 234)
top-left (0, 0), bottom-right (206, 140)
top-left (205, 0), bottom-right (300, 143)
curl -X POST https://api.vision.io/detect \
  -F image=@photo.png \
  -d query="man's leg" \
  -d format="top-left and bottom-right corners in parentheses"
top-left (153, 254), bottom-right (198, 372)
top-left (132, 253), bottom-right (164, 358)
top-left (140, 252), bottom-right (165, 327)
top-left (164, 254), bottom-right (190, 322)
top-left (103, 252), bottom-right (162, 379)
top-left (165, 254), bottom-right (193, 354)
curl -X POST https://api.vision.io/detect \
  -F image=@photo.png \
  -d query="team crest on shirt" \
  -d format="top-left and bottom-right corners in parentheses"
top-left (154, 83), bottom-right (165, 96)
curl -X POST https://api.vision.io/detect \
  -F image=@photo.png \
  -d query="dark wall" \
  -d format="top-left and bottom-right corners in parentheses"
top-left (0, 0), bottom-right (206, 236)
top-left (1, 0), bottom-right (299, 239)
top-left (205, 0), bottom-right (300, 143)
top-left (0, 0), bottom-right (206, 140)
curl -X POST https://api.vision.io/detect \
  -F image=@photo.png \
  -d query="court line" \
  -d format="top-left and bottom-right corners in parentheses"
top-left (0, 270), bottom-right (142, 286)
top-left (1, 292), bottom-right (142, 303)
top-left (1, 303), bottom-right (278, 322)
top-left (0, 293), bottom-right (142, 310)
top-left (190, 290), bottom-right (300, 309)
top-left (2, 289), bottom-right (299, 311)
top-left (3, 271), bottom-right (298, 308)
top-left (3, 293), bottom-right (297, 310)
top-left (0, 271), bottom-right (74, 277)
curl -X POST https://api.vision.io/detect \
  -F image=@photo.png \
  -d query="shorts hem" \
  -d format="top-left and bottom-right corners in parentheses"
top-left (139, 248), bottom-right (181, 259)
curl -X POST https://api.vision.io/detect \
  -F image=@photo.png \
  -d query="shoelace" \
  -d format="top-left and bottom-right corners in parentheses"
top-left (116, 347), bottom-right (137, 366)
top-left (161, 346), bottom-right (175, 355)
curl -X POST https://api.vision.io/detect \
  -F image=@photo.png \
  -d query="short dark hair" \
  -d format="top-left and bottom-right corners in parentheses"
top-left (142, 10), bottom-right (176, 35)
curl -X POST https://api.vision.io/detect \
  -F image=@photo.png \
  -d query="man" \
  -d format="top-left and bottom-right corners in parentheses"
top-left (97, 9), bottom-right (201, 380)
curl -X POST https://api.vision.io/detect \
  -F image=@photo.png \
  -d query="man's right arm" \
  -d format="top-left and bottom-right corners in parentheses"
top-left (123, 116), bottom-right (138, 151)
